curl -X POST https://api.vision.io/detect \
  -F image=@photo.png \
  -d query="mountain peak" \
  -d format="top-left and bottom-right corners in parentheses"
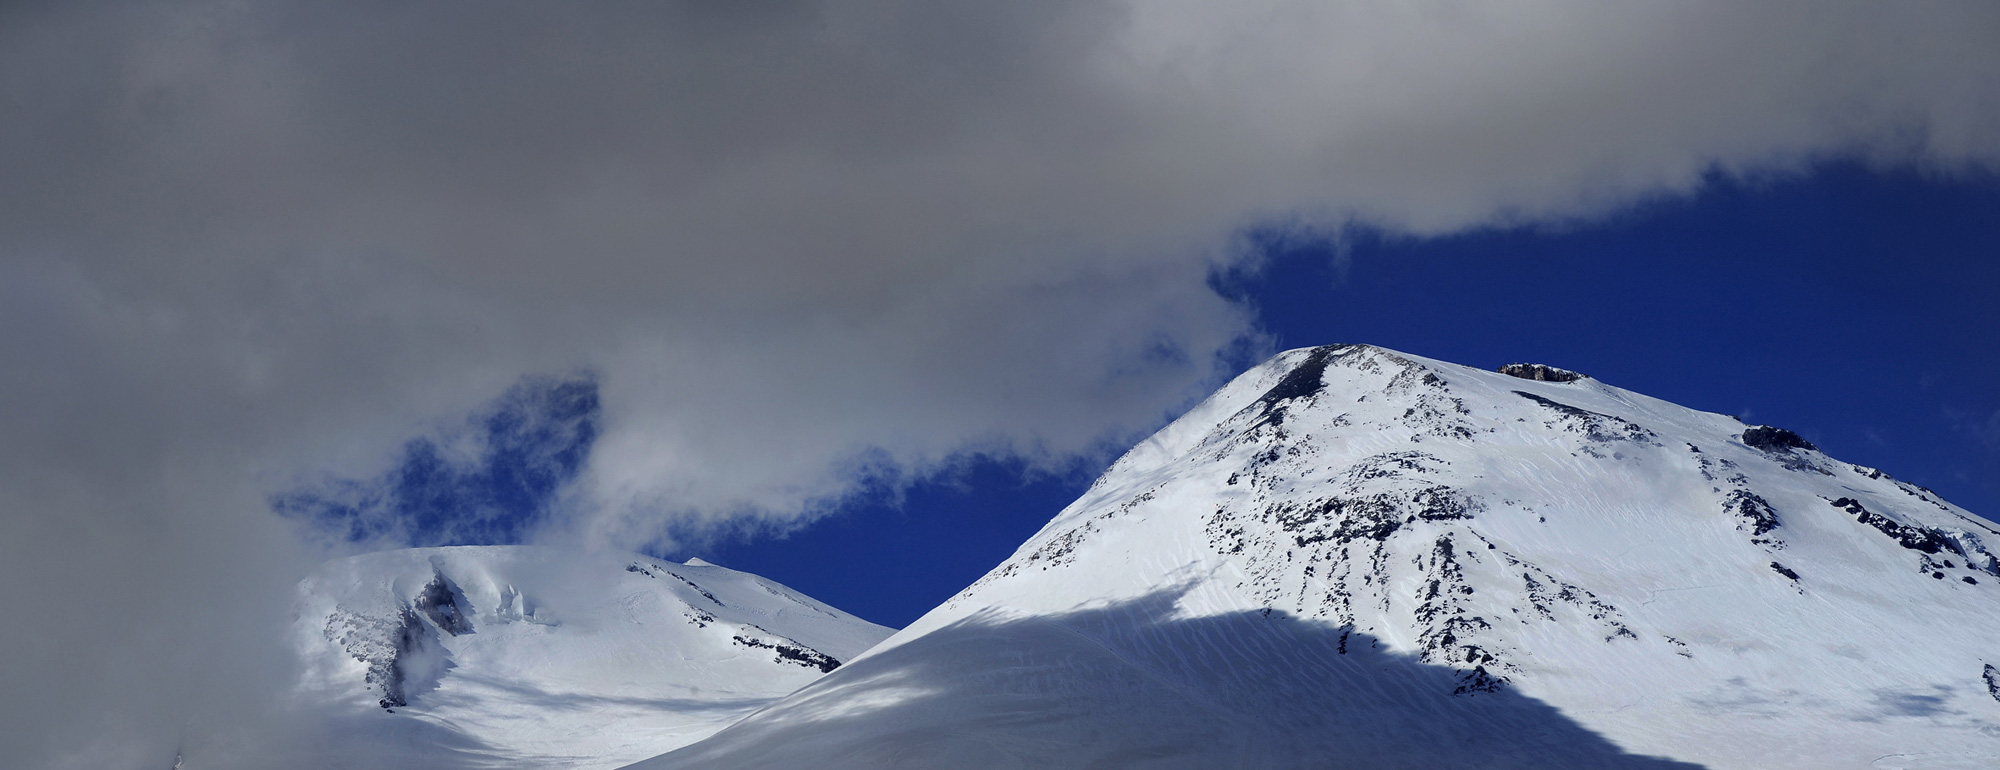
top-left (637, 344), bottom-right (2000, 770)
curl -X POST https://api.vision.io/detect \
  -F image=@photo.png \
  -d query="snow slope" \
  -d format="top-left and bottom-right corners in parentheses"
top-left (288, 545), bottom-right (892, 769)
top-left (633, 344), bottom-right (2000, 770)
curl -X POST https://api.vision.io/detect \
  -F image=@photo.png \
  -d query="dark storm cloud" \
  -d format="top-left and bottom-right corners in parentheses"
top-left (2, 1), bottom-right (1998, 766)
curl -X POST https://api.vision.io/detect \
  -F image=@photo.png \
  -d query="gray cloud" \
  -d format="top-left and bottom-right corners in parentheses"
top-left (3, 1), bottom-right (1998, 765)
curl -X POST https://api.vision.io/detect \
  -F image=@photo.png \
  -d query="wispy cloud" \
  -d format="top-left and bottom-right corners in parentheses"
top-left (274, 374), bottom-right (599, 548)
top-left (1945, 406), bottom-right (2000, 449)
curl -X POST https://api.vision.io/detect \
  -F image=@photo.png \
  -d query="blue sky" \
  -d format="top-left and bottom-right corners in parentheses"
top-left (279, 163), bottom-right (1999, 628)
top-left (712, 164), bottom-right (2000, 627)
top-left (274, 375), bottom-right (599, 548)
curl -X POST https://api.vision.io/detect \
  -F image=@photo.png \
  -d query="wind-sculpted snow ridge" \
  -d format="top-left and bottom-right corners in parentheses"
top-left (292, 545), bottom-right (894, 769)
top-left (634, 344), bottom-right (2000, 770)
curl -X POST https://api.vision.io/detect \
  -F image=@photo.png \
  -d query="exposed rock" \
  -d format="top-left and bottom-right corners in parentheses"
top-left (1274, 485), bottom-right (1479, 548)
top-left (1832, 497), bottom-right (1961, 558)
top-left (1452, 665), bottom-right (1508, 696)
top-left (1742, 425), bottom-right (1816, 453)
top-left (324, 604), bottom-right (445, 710)
top-left (1247, 345), bottom-right (1349, 430)
top-left (1725, 490), bottom-right (1781, 536)
top-left (1497, 363), bottom-right (1587, 383)
top-left (1257, 346), bottom-right (1347, 407)
top-left (733, 635), bottom-right (841, 673)
top-left (414, 570), bottom-right (473, 636)
top-left (1741, 425), bottom-right (1832, 474)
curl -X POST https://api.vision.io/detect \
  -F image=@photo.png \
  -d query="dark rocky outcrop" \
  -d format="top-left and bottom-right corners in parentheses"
top-left (1249, 346), bottom-right (1349, 428)
top-left (324, 604), bottom-right (447, 710)
top-left (374, 608), bottom-right (430, 708)
top-left (415, 571), bottom-right (473, 636)
top-left (1742, 426), bottom-right (1831, 474)
top-left (1724, 490), bottom-right (1780, 536)
top-left (1452, 665), bottom-right (1508, 696)
top-left (1498, 363), bottom-right (1587, 383)
top-left (1276, 485), bottom-right (1479, 548)
top-left (733, 635), bottom-right (841, 673)
top-left (1742, 426), bottom-right (1816, 453)
top-left (1832, 497), bottom-right (1961, 557)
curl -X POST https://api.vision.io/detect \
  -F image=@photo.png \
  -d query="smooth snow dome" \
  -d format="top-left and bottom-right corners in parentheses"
top-left (632, 345), bottom-right (2000, 770)
top-left (291, 545), bottom-right (893, 768)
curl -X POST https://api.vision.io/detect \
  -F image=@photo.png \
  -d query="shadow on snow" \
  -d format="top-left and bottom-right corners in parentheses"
top-left (638, 587), bottom-right (1707, 769)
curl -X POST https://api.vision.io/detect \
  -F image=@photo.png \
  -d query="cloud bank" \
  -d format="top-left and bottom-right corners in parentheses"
top-left (2, 1), bottom-right (1998, 765)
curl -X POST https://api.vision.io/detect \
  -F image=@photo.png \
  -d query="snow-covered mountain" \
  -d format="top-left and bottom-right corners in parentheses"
top-left (632, 344), bottom-right (2000, 770)
top-left (289, 545), bottom-right (892, 769)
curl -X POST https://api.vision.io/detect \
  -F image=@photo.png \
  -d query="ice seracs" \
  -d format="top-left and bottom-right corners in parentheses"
top-left (634, 344), bottom-right (2000, 770)
top-left (293, 545), bottom-right (893, 769)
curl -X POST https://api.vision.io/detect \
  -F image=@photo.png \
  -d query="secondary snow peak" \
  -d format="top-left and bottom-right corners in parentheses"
top-left (291, 545), bottom-right (894, 768)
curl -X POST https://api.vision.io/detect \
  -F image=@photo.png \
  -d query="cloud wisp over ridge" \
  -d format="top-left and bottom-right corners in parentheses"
top-left (2, 2), bottom-right (1999, 766)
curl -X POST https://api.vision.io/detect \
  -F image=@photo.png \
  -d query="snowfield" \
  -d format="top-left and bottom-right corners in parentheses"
top-left (631, 344), bottom-right (2000, 769)
top-left (289, 545), bottom-right (893, 769)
